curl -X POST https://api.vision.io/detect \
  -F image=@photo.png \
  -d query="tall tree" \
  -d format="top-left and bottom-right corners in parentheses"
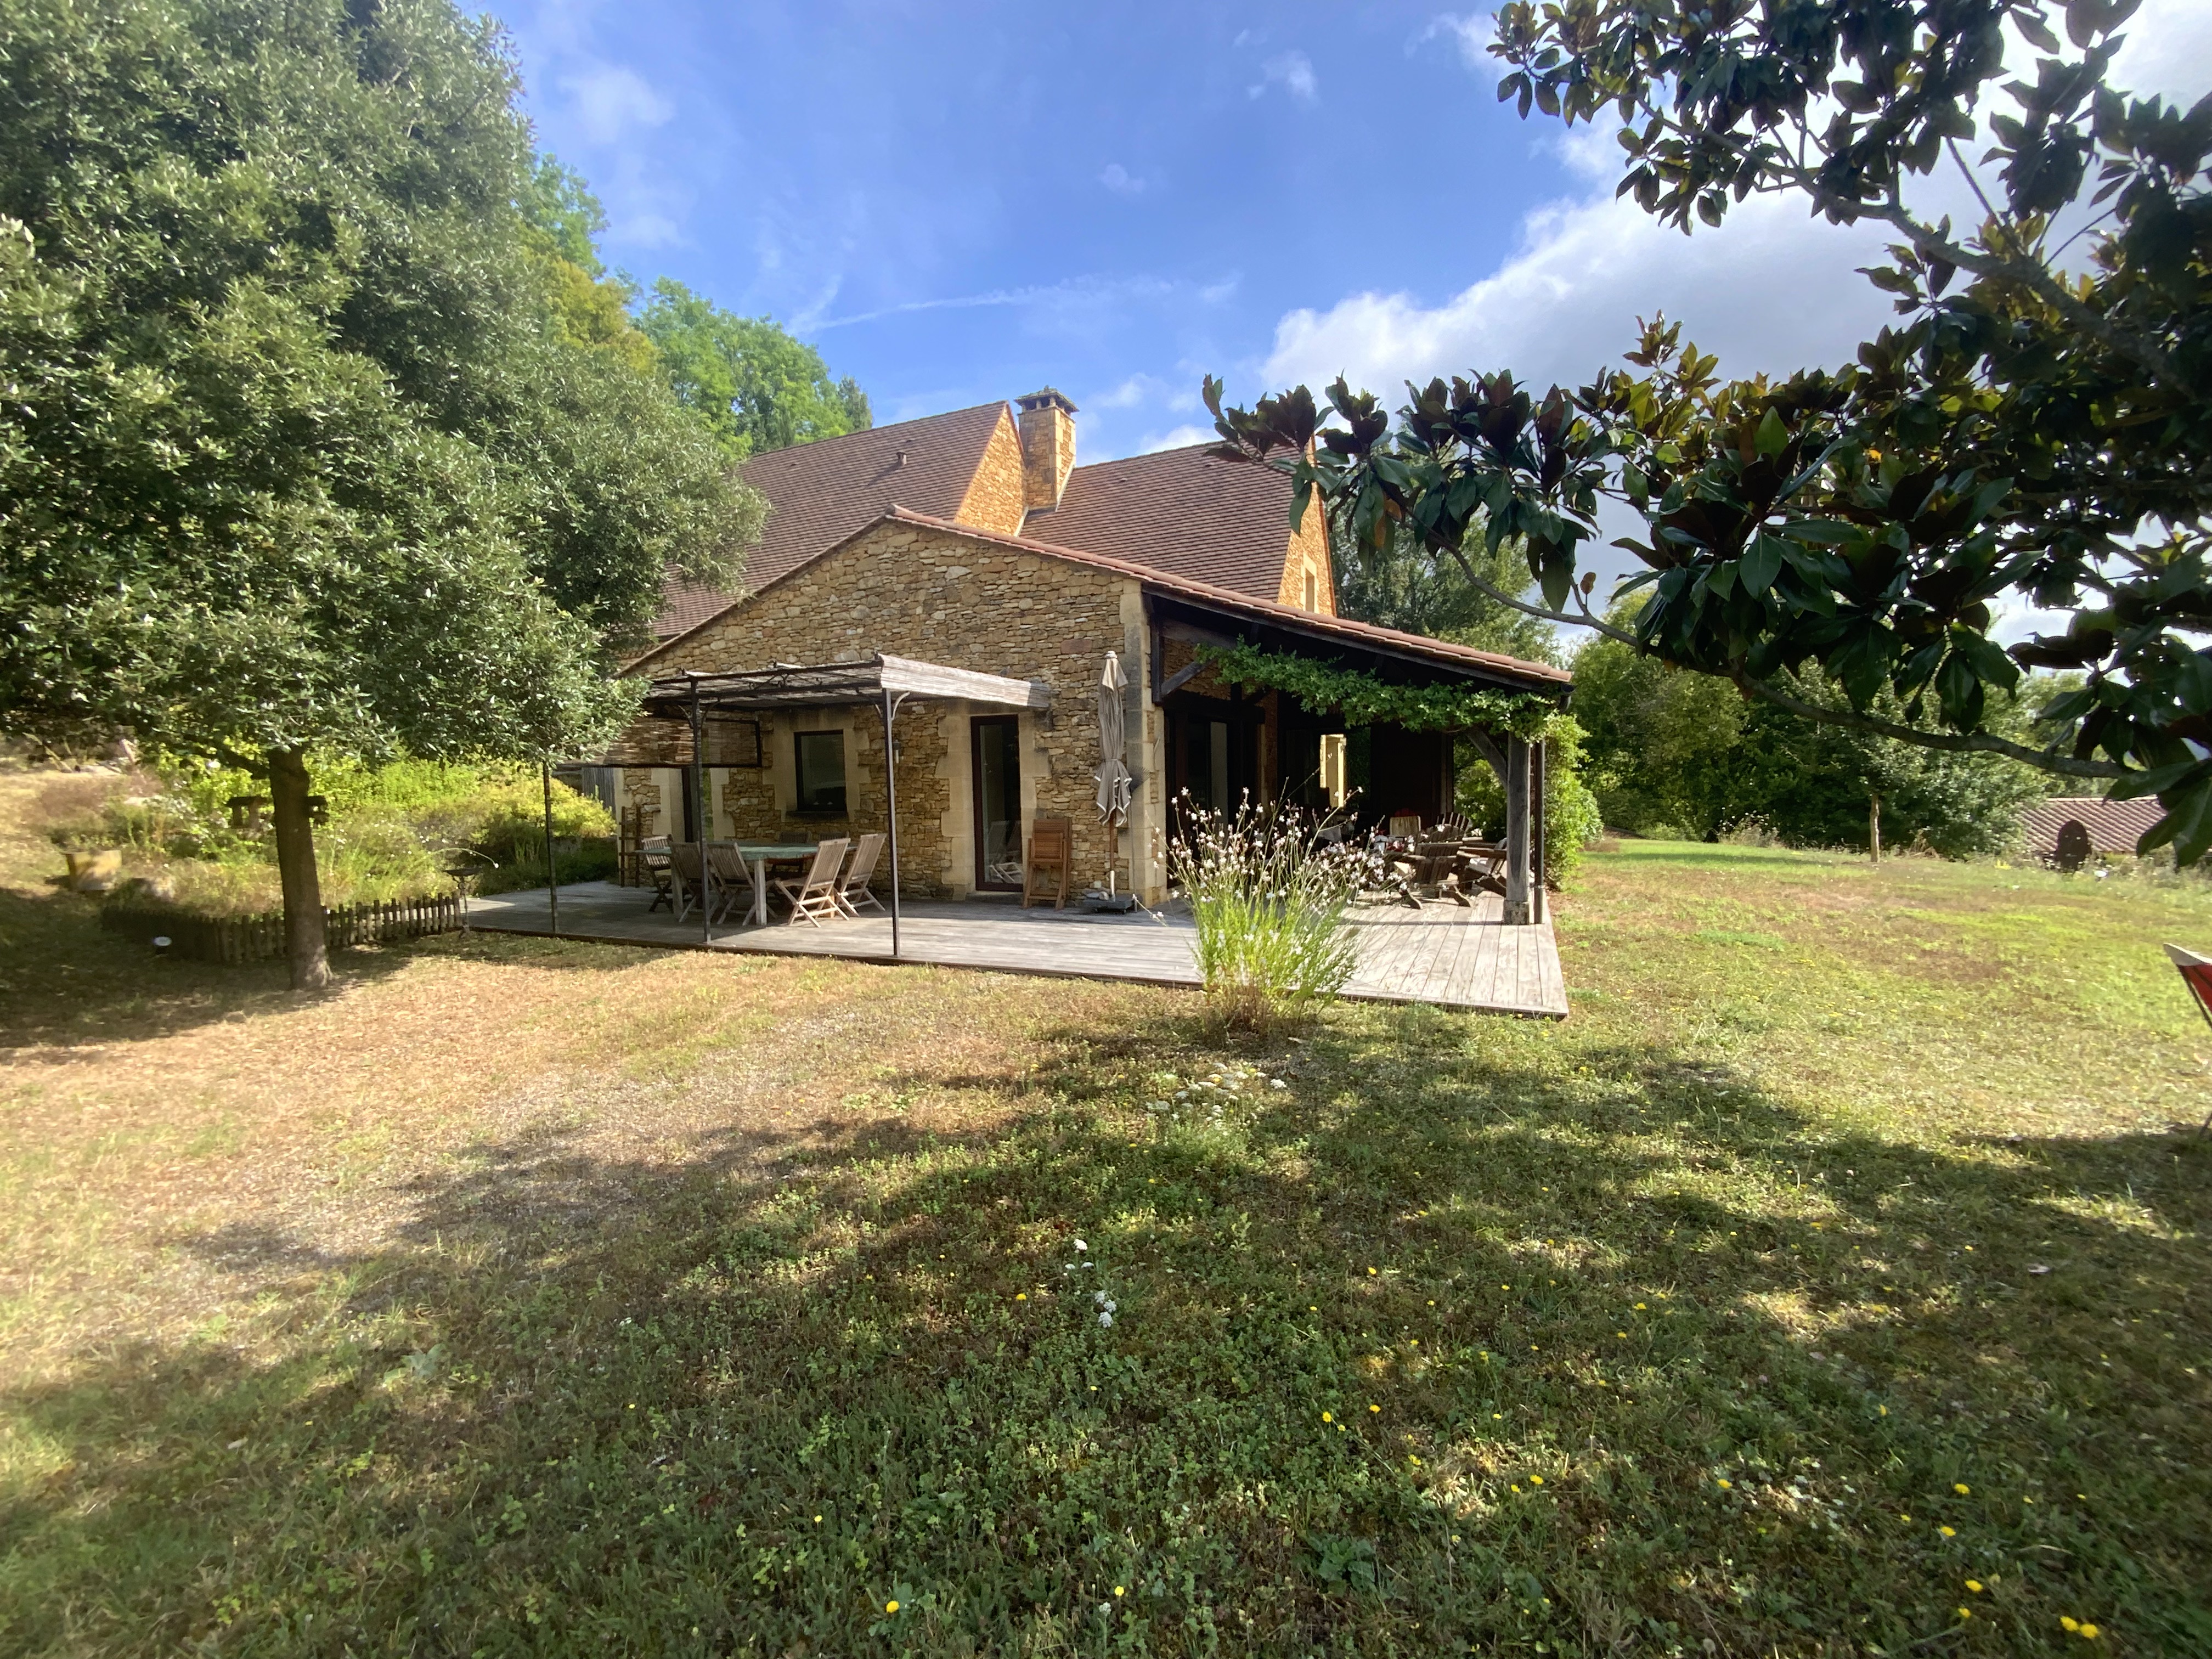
top-left (0, 0), bottom-right (760, 986)
top-left (1205, 0), bottom-right (2210, 860)
top-left (639, 279), bottom-right (871, 459)
top-left (1333, 510), bottom-right (1560, 664)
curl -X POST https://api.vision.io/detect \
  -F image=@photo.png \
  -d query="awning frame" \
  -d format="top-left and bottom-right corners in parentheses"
top-left (636, 653), bottom-right (1053, 956)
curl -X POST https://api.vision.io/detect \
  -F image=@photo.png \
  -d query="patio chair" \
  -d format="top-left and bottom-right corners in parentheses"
top-left (706, 842), bottom-right (758, 926)
top-left (835, 832), bottom-right (888, 917)
top-left (1022, 816), bottom-right (1073, 909)
top-left (775, 837), bottom-right (849, 927)
top-left (641, 837), bottom-right (675, 913)
top-left (668, 842), bottom-right (707, 923)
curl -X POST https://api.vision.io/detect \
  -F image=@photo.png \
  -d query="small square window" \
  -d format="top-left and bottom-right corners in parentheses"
top-left (794, 730), bottom-right (847, 813)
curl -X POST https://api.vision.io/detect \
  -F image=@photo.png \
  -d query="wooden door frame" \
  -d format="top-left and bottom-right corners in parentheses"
top-left (969, 714), bottom-right (1023, 891)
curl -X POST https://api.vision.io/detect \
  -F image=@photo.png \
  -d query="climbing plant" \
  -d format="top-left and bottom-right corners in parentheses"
top-left (1198, 644), bottom-right (1561, 738)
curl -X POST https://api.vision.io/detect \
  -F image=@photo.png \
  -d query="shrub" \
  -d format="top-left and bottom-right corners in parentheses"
top-left (1455, 717), bottom-right (1604, 886)
top-left (1166, 796), bottom-right (1361, 1031)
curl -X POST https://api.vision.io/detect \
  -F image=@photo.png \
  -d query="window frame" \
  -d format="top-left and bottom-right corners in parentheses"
top-left (792, 728), bottom-right (849, 815)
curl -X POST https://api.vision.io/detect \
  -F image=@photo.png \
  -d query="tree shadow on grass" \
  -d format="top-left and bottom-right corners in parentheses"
top-left (3, 1002), bottom-right (2208, 1658)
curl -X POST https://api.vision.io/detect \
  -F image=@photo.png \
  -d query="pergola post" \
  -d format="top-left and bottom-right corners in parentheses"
top-left (1530, 738), bottom-right (1547, 926)
top-left (689, 678), bottom-right (711, 945)
top-left (879, 689), bottom-right (906, 960)
top-left (1504, 733), bottom-right (1532, 926)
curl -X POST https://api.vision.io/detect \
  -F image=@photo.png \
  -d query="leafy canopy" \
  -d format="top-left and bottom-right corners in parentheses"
top-left (0, 0), bottom-right (760, 766)
top-left (1205, 0), bottom-right (2212, 859)
top-left (639, 279), bottom-right (872, 460)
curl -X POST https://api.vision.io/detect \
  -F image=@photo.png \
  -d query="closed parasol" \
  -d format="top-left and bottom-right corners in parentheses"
top-left (1094, 650), bottom-right (1133, 825)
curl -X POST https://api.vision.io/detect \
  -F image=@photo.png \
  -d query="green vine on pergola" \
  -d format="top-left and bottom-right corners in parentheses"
top-left (1197, 643), bottom-right (1561, 739)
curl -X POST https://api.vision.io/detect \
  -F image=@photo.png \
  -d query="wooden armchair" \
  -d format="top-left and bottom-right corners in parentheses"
top-left (775, 838), bottom-right (850, 927)
top-left (1021, 816), bottom-right (1073, 909)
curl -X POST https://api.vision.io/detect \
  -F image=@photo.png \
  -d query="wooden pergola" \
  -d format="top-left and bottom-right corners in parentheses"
top-left (635, 653), bottom-right (1053, 956)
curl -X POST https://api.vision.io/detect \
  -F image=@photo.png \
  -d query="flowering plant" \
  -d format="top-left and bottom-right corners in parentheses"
top-left (1166, 794), bottom-right (1362, 1029)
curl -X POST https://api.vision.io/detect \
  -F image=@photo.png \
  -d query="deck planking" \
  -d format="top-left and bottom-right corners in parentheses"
top-left (466, 882), bottom-right (1568, 1018)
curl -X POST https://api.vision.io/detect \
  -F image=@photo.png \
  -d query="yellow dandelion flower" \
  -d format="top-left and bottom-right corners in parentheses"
top-left (1511, 1483), bottom-right (1522, 1493)
top-left (1016, 1293), bottom-right (1028, 1301)
top-left (1322, 1411), bottom-right (1333, 1423)
top-left (814, 1515), bottom-right (822, 1523)
top-left (1958, 1607), bottom-right (1972, 1621)
top-left (1939, 1525), bottom-right (1956, 1537)
top-left (1368, 1267), bottom-right (1378, 1276)
top-left (885, 1600), bottom-right (900, 1613)
top-left (1369, 1404), bottom-right (1380, 1413)
top-left (2079, 1623), bottom-right (2100, 1640)
top-left (1717, 1479), bottom-right (1733, 1490)
top-left (1899, 1514), bottom-right (1912, 1522)
top-left (1529, 1474), bottom-right (1544, 1485)
top-left (1114, 1585), bottom-right (1125, 1597)
top-left (2061, 1617), bottom-right (2080, 1633)
top-left (1634, 1302), bottom-right (1647, 1310)
top-left (1954, 1482), bottom-right (1971, 1496)
top-left (1966, 1579), bottom-right (1983, 1593)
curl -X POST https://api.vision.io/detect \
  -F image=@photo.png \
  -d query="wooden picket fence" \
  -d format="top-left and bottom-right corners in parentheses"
top-left (101, 894), bottom-right (462, 965)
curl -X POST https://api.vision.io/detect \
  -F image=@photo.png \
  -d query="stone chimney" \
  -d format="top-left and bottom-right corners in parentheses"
top-left (1015, 387), bottom-right (1078, 511)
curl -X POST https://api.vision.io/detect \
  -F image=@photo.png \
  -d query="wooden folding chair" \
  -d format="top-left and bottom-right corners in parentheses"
top-left (1022, 816), bottom-right (1073, 909)
top-left (706, 843), bottom-right (757, 926)
top-left (641, 837), bottom-right (675, 913)
top-left (836, 832), bottom-right (887, 917)
top-left (668, 843), bottom-right (707, 923)
top-left (776, 838), bottom-right (849, 927)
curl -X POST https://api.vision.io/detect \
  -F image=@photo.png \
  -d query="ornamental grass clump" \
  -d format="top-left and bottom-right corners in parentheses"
top-left (1166, 794), bottom-right (1361, 1029)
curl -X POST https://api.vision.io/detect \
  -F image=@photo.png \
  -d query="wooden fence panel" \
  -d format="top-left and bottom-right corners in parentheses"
top-left (101, 895), bottom-right (460, 965)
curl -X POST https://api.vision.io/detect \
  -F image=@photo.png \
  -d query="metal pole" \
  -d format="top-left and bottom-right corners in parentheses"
top-left (690, 679), bottom-right (711, 944)
top-left (541, 759), bottom-right (559, 937)
top-left (881, 689), bottom-right (906, 960)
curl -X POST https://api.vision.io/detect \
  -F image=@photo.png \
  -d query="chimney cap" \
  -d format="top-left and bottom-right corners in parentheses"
top-left (1015, 386), bottom-right (1079, 416)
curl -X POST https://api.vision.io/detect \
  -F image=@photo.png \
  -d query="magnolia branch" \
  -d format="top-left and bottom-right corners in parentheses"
top-left (1733, 674), bottom-right (2130, 781)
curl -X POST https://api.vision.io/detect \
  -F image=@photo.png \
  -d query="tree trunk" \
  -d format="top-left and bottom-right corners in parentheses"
top-left (1869, 792), bottom-right (1882, 865)
top-left (269, 748), bottom-right (330, 990)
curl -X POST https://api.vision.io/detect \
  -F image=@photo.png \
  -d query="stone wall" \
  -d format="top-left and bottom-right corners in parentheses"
top-left (952, 408), bottom-right (1029, 535)
top-left (1276, 501), bottom-right (1339, 615)
top-left (612, 520), bottom-right (1158, 900)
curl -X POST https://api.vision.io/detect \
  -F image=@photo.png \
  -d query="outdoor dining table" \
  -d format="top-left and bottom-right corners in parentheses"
top-left (710, 842), bottom-right (822, 928)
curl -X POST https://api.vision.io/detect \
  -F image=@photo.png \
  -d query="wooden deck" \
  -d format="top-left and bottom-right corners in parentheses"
top-left (465, 882), bottom-right (1568, 1018)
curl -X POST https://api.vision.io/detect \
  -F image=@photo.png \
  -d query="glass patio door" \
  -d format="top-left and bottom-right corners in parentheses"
top-left (972, 716), bottom-right (1023, 890)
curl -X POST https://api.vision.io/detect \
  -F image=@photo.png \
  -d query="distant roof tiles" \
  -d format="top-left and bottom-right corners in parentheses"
top-left (652, 401), bottom-right (1007, 640)
top-left (2019, 797), bottom-right (2163, 856)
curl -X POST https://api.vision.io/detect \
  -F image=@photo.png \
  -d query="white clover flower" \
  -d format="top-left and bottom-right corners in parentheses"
top-left (1094, 1290), bottom-right (1108, 1306)
top-left (1271, 1078), bottom-right (1289, 1090)
top-left (1074, 1239), bottom-right (1087, 1252)
top-left (1099, 1311), bottom-right (1113, 1327)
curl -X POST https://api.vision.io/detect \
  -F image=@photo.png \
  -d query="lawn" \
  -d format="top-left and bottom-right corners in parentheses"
top-left (1, 769), bottom-right (2208, 1657)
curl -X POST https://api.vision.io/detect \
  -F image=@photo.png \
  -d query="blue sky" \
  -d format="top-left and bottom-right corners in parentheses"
top-left (498, 0), bottom-right (2212, 612)
top-left (496, 3), bottom-right (1658, 458)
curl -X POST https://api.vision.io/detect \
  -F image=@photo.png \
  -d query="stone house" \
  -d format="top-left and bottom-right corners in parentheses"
top-left (589, 389), bottom-right (1570, 910)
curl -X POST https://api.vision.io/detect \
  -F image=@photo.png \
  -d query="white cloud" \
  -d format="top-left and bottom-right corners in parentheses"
top-left (558, 64), bottom-right (673, 143)
top-left (1250, 51), bottom-right (1319, 104)
top-left (1136, 423), bottom-right (1215, 453)
top-left (1420, 13), bottom-right (1504, 82)
top-left (1091, 375), bottom-right (1157, 410)
top-left (1099, 163), bottom-right (1149, 198)
top-left (1261, 186), bottom-right (1908, 400)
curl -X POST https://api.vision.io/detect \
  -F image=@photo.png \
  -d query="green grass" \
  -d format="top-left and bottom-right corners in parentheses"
top-left (2, 810), bottom-right (2209, 1656)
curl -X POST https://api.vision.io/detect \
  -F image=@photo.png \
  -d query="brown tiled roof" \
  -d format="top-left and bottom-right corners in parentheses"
top-left (1025, 442), bottom-right (1296, 601)
top-left (634, 506), bottom-right (1568, 692)
top-left (651, 401), bottom-right (1009, 639)
top-left (2019, 797), bottom-right (2164, 856)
